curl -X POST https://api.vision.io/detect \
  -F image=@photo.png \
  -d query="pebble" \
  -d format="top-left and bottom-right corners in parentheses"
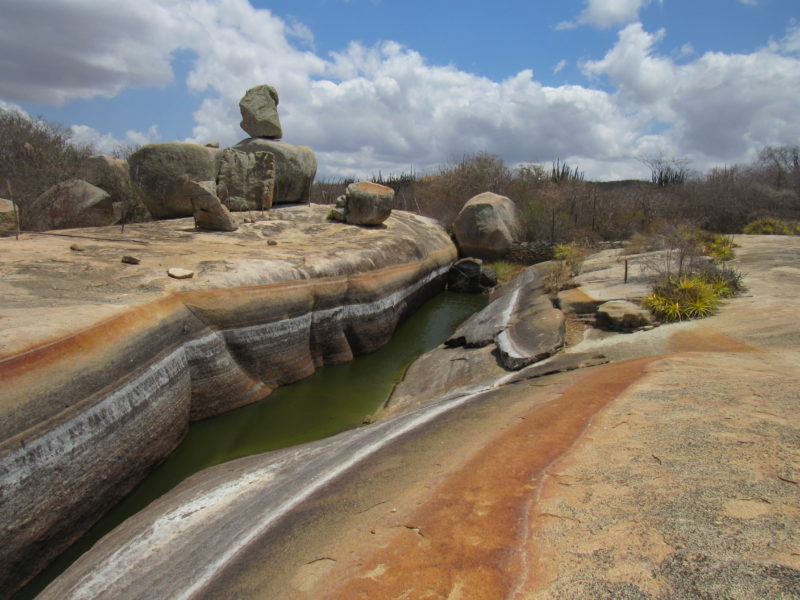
top-left (167, 267), bottom-right (194, 279)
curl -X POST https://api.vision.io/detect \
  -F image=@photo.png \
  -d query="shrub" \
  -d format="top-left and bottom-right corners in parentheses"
top-left (486, 260), bottom-right (525, 285)
top-left (645, 275), bottom-right (721, 321)
top-left (705, 234), bottom-right (735, 263)
top-left (742, 218), bottom-right (798, 235)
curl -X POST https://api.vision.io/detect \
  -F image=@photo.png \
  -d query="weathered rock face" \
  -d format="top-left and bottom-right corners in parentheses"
top-left (216, 148), bottom-right (275, 211)
top-left (239, 84), bottom-right (282, 139)
top-left (23, 179), bottom-right (114, 231)
top-left (452, 192), bottom-right (520, 260)
top-left (596, 300), bottom-right (653, 331)
top-left (183, 180), bottom-right (238, 232)
top-left (129, 143), bottom-right (222, 219)
top-left (0, 198), bottom-right (19, 236)
top-left (0, 206), bottom-right (456, 594)
top-left (344, 181), bottom-right (394, 225)
top-left (231, 138), bottom-right (316, 205)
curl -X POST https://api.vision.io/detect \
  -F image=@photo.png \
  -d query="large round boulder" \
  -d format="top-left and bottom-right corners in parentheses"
top-left (344, 181), bottom-right (394, 225)
top-left (79, 155), bottom-right (150, 222)
top-left (23, 179), bottom-right (113, 231)
top-left (129, 143), bottom-right (222, 219)
top-left (239, 84), bottom-right (282, 139)
top-left (452, 192), bottom-right (520, 260)
top-left (230, 138), bottom-right (316, 205)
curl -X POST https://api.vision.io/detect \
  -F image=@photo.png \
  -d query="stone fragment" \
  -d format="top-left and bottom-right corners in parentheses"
top-left (342, 181), bottom-right (394, 225)
top-left (183, 180), bottom-right (238, 232)
top-left (0, 198), bottom-right (20, 236)
top-left (231, 138), bottom-right (316, 205)
top-left (239, 84), bottom-right (283, 139)
top-left (121, 256), bottom-right (140, 265)
top-left (128, 142), bottom-right (222, 219)
top-left (167, 267), bottom-right (194, 279)
top-left (216, 148), bottom-right (275, 211)
top-left (69, 244), bottom-right (84, 252)
top-left (205, 141), bottom-right (220, 148)
top-left (596, 300), bottom-right (653, 331)
top-left (23, 179), bottom-right (113, 231)
top-left (452, 192), bottom-right (520, 260)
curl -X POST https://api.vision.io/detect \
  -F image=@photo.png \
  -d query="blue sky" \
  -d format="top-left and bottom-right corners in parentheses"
top-left (1, 0), bottom-right (798, 180)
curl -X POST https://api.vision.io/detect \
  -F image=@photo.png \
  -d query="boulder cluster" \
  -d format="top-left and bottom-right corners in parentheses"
top-left (128, 84), bottom-right (316, 231)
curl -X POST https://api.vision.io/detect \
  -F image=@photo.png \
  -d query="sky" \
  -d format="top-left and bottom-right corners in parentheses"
top-left (1, 0), bottom-right (798, 181)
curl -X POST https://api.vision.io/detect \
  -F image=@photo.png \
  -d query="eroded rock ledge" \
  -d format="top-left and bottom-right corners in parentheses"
top-left (0, 205), bottom-right (456, 593)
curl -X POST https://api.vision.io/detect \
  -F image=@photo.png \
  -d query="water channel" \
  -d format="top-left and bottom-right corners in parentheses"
top-left (17, 290), bottom-right (487, 598)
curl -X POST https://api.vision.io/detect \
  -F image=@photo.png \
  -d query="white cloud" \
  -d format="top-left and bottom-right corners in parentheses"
top-left (0, 99), bottom-right (28, 117)
top-left (739, 0), bottom-right (758, 6)
top-left (69, 124), bottom-right (160, 154)
top-left (558, 0), bottom-right (657, 30)
top-left (554, 59), bottom-right (568, 73)
top-left (0, 1), bottom-right (798, 181)
top-left (583, 22), bottom-right (800, 167)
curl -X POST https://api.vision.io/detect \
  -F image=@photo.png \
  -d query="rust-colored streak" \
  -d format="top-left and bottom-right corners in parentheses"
top-left (314, 357), bottom-right (657, 599)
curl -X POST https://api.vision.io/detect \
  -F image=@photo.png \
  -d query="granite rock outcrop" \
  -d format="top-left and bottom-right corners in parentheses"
top-left (0, 206), bottom-right (456, 594)
top-left (23, 179), bottom-right (115, 231)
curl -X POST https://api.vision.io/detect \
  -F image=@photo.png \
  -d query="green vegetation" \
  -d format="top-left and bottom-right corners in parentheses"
top-left (639, 225), bottom-right (746, 323)
top-left (742, 218), bottom-right (799, 235)
top-left (486, 260), bottom-right (525, 285)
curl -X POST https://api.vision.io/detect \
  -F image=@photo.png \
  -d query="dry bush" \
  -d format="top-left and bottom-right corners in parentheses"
top-left (0, 109), bottom-right (94, 225)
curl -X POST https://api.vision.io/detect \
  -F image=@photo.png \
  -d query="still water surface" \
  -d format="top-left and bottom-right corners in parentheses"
top-left (19, 290), bottom-right (486, 598)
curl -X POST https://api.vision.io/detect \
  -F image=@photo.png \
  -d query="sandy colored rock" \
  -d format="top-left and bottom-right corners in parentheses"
top-left (596, 299), bottom-right (653, 331)
top-left (216, 148), bottom-right (275, 212)
top-left (183, 180), bottom-right (238, 232)
top-left (343, 181), bottom-right (394, 225)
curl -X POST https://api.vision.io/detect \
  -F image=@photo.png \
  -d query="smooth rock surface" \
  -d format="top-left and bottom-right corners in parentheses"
top-left (231, 138), bottom-right (316, 205)
top-left (239, 84), bottom-right (282, 139)
top-left (452, 191), bottom-right (520, 260)
top-left (23, 179), bottom-right (114, 231)
top-left (35, 236), bottom-right (800, 600)
top-left (129, 142), bottom-right (222, 219)
top-left (0, 205), bottom-right (455, 594)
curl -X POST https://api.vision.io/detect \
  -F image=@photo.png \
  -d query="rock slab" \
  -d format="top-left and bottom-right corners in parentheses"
top-left (596, 299), bottom-right (653, 331)
top-left (183, 180), bottom-right (238, 232)
top-left (23, 179), bottom-right (114, 231)
top-left (231, 138), bottom-right (316, 205)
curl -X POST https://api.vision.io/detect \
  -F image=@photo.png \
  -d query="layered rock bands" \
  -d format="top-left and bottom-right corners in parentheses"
top-left (0, 210), bottom-right (455, 594)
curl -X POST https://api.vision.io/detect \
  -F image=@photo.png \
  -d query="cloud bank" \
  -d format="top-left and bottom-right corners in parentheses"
top-left (0, 0), bottom-right (798, 180)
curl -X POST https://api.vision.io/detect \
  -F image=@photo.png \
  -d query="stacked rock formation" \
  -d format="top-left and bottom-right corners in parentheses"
top-left (128, 84), bottom-right (317, 226)
top-left (330, 181), bottom-right (394, 226)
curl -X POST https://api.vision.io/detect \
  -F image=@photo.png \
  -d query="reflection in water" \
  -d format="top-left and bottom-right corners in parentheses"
top-left (18, 291), bottom-right (486, 599)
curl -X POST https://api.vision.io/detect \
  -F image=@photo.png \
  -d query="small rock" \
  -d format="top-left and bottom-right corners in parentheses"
top-left (204, 141), bottom-right (220, 148)
top-left (69, 244), bottom-right (84, 252)
top-left (167, 267), bottom-right (194, 279)
top-left (343, 182), bottom-right (394, 225)
top-left (121, 255), bottom-right (140, 265)
top-left (267, 239), bottom-right (278, 246)
top-left (596, 300), bottom-right (653, 332)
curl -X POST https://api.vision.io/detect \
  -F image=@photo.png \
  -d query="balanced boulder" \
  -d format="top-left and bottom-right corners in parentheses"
top-left (129, 143), bottom-right (222, 219)
top-left (183, 180), bottom-right (238, 232)
top-left (23, 179), bottom-right (114, 231)
top-left (452, 192), bottom-right (520, 260)
top-left (239, 84), bottom-right (282, 139)
top-left (230, 138), bottom-right (316, 205)
top-left (216, 148), bottom-right (275, 211)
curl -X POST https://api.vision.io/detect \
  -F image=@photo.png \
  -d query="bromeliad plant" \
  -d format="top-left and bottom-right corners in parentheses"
top-left (644, 264), bottom-right (745, 322)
